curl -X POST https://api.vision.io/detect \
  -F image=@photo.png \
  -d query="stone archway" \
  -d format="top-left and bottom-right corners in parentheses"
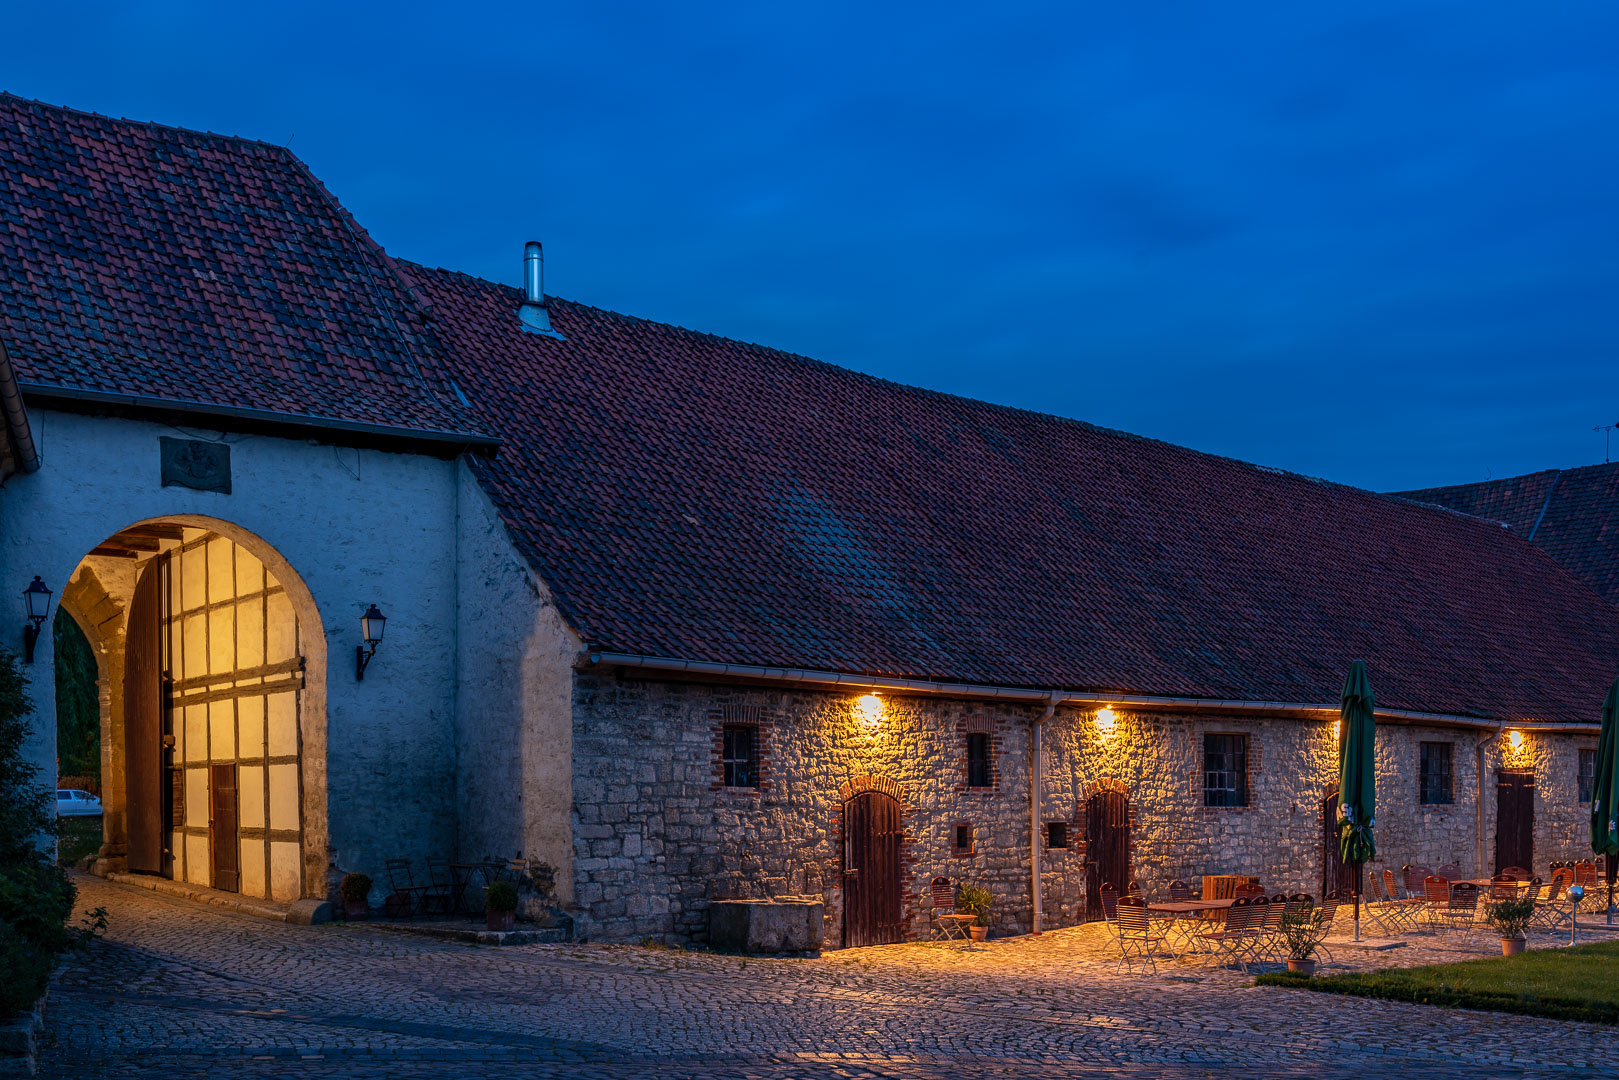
top-left (57, 516), bottom-right (327, 901)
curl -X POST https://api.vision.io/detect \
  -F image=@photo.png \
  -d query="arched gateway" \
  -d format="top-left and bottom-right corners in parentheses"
top-left (65, 518), bottom-right (323, 903)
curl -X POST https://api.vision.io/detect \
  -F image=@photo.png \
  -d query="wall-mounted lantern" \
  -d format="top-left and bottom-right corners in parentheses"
top-left (21, 576), bottom-right (52, 663)
top-left (1095, 707), bottom-right (1117, 739)
top-left (855, 693), bottom-right (884, 727)
top-left (1507, 729), bottom-right (1524, 750)
top-left (355, 604), bottom-right (386, 681)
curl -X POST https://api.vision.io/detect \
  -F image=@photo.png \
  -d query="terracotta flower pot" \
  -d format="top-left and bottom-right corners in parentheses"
top-left (343, 898), bottom-right (368, 921)
top-left (968, 925), bottom-right (988, 941)
top-left (487, 909), bottom-right (516, 932)
top-left (1501, 937), bottom-right (1527, 956)
top-left (1286, 958), bottom-right (1317, 977)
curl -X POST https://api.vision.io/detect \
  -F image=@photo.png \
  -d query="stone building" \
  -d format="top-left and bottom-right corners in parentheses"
top-left (1, 95), bottom-right (1613, 945)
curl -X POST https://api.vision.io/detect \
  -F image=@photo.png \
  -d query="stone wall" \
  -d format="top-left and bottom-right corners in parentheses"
top-left (568, 669), bottom-right (1601, 946)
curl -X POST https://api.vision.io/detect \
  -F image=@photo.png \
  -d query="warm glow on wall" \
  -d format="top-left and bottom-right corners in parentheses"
top-left (1095, 707), bottom-right (1117, 738)
top-left (1508, 729), bottom-right (1524, 749)
top-left (1334, 719), bottom-right (1342, 742)
top-left (856, 693), bottom-right (884, 726)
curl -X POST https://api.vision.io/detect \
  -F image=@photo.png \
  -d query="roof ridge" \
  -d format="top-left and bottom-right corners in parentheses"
top-left (0, 91), bottom-right (295, 155)
top-left (401, 257), bottom-right (1525, 539)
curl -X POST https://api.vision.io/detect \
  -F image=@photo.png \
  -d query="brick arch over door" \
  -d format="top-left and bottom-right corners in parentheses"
top-left (837, 774), bottom-right (907, 805)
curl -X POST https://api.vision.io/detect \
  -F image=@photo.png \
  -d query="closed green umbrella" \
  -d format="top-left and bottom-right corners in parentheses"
top-left (1338, 660), bottom-right (1377, 941)
top-left (1593, 677), bottom-right (1619, 925)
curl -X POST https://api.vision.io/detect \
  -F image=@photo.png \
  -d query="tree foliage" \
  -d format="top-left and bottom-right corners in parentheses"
top-left (52, 610), bottom-right (100, 781)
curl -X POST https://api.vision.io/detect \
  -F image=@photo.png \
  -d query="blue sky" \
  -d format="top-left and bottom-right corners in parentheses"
top-left (9, 2), bottom-right (1617, 490)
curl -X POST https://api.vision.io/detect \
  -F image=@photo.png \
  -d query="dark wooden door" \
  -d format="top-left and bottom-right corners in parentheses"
top-left (123, 560), bottom-right (164, 874)
top-left (843, 792), bottom-right (902, 947)
top-left (1495, 769), bottom-right (1535, 874)
top-left (1322, 791), bottom-right (1354, 898)
top-left (1084, 791), bottom-right (1130, 920)
top-left (210, 764), bottom-right (239, 893)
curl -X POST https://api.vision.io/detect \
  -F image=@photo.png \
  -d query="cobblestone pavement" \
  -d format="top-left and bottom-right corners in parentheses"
top-left (36, 874), bottom-right (1619, 1079)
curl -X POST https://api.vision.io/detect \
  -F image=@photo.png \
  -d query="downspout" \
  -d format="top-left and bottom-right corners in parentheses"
top-left (1475, 721), bottom-right (1504, 877)
top-left (1030, 693), bottom-right (1058, 934)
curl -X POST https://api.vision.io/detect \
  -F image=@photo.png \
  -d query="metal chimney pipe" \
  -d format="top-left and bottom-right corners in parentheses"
top-left (517, 240), bottom-right (565, 340)
top-left (523, 241), bottom-right (545, 305)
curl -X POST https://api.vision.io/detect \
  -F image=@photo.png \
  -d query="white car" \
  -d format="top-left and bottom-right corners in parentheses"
top-left (56, 789), bottom-right (102, 817)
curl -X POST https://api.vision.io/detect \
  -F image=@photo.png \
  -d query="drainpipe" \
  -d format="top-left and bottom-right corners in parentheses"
top-left (1475, 722), bottom-right (1504, 877)
top-left (1031, 693), bottom-right (1058, 934)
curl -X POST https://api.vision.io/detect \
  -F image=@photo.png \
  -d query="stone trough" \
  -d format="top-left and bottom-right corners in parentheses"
top-left (708, 898), bottom-right (824, 955)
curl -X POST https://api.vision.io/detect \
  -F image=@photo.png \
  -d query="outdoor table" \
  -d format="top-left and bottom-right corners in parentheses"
top-left (1147, 898), bottom-right (1236, 956)
top-left (450, 862), bottom-right (505, 914)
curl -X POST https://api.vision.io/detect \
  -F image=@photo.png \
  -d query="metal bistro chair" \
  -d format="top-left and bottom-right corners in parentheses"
top-left (384, 858), bottom-right (431, 919)
top-left (1489, 873), bottom-right (1520, 901)
top-left (1168, 879), bottom-right (1194, 902)
top-left (1195, 897), bottom-right (1256, 971)
top-left (1098, 883), bottom-right (1123, 940)
top-left (1114, 896), bottom-right (1167, 975)
top-left (1534, 871), bottom-right (1577, 935)
top-left (1403, 864), bottom-right (1433, 900)
top-left (1435, 881), bottom-right (1480, 942)
top-left (1312, 894), bottom-right (1341, 964)
top-left (1500, 865), bottom-right (1530, 882)
top-left (927, 877), bottom-right (976, 945)
top-left (1422, 875), bottom-right (1452, 928)
top-left (1436, 862), bottom-right (1463, 881)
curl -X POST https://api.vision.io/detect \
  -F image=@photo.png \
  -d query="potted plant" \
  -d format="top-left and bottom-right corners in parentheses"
top-left (486, 880), bottom-right (519, 932)
top-left (1279, 900), bottom-right (1320, 976)
top-left (339, 873), bottom-right (371, 921)
top-left (1485, 895), bottom-right (1536, 956)
top-left (956, 883), bottom-right (993, 941)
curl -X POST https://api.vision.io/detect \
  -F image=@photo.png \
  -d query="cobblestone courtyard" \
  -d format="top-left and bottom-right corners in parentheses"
top-left (34, 874), bottom-right (1619, 1079)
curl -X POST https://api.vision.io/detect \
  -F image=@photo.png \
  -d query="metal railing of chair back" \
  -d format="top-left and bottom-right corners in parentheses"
top-left (1490, 873), bottom-right (1518, 900)
top-left (1116, 896), bottom-right (1150, 936)
top-left (1424, 876), bottom-right (1451, 903)
top-left (1449, 882), bottom-right (1479, 911)
top-left (1404, 865), bottom-right (1431, 897)
top-left (930, 877), bottom-right (955, 913)
top-left (1501, 865), bottom-right (1529, 882)
top-left (1575, 861), bottom-right (1597, 887)
top-left (1169, 879), bottom-right (1193, 901)
top-left (1100, 884), bottom-right (1121, 921)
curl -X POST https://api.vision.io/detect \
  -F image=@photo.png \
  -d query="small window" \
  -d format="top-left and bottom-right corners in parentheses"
top-left (953, 822), bottom-right (974, 856)
top-left (722, 724), bottom-right (758, 788)
top-left (1203, 733), bottom-right (1248, 807)
top-left (1420, 742), bottom-right (1453, 805)
top-left (1047, 822), bottom-right (1068, 849)
top-left (966, 732), bottom-right (991, 788)
top-left (1579, 748), bottom-right (1597, 803)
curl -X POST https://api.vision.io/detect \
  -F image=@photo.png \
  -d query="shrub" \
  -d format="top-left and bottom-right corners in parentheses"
top-left (1279, 899), bottom-right (1319, 960)
top-left (1485, 896), bottom-right (1537, 941)
top-left (339, 873), bottom-right (371, 902)
top-left (955, 882), bottom-right (993, 926)
top-left (486, 880), bottom-right (519, 913)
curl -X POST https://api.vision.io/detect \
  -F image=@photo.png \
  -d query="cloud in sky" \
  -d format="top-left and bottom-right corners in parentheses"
top-left (8, 1), bottom-right (1617, 489)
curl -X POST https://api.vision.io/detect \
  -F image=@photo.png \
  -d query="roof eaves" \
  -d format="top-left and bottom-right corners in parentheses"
top-left (0, 335), bottom-right (39, 479)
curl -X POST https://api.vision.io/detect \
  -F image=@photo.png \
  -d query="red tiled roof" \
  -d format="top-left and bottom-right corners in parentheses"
top-left (0, 95), bottom-right (491, 445)
top-left (414, 262), bottom-right (1619, 724)
top-left (1398, 464), bottom-right (1619, 602)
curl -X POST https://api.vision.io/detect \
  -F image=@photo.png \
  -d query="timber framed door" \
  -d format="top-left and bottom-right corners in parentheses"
top-left (842, 792), bottom-right (903, 947)
top-left (1322, 790), bottom-right (1354, 898)
top-left (209, 764), bottom-right (240, 892)
top-left (123, 560), bottom-right (165, 875)
top-left (1495, 769), bottom-right (1535, 874)
top-left (1083, 790), bottom-right (1130, 920)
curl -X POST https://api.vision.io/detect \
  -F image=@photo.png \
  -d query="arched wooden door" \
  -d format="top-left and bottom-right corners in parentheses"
top-left (1495, 769), bottom-right (1535, 874)
top-left (123, 559), bottom-right (165, 874)
top-left (843, 792), bottom-right (902, 947)
top-left (1083, 790), bottom-right (1130, 920)
top-left (1322, 790), bottom-right (1354, 898)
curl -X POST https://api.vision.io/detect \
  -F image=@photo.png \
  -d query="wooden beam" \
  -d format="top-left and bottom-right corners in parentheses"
top-left (116, 524), bottom-right (186, 540)
top-left (88, 546), bottom-right (140, 559)
top-left (103, 533), bottom-right (163, 552)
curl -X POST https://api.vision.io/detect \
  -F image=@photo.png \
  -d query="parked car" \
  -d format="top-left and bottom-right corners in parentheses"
top-left (56, 789), bottom-right (102, 817)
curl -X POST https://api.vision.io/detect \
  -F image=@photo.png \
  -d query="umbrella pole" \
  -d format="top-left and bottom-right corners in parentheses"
top-left (1354, 861), bottom-right (1362, 942)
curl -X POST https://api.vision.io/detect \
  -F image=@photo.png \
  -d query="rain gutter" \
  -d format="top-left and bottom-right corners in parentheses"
top-left (1030, 693), bottom-right (1058, 935)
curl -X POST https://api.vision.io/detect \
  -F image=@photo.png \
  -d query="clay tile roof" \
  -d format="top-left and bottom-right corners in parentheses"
top-left (0, 94), bottom-right (491, 445)
top-left (412, 262), bottom-right (1619, 725)
top-left (1398, 463), bottom-right (1619, 603)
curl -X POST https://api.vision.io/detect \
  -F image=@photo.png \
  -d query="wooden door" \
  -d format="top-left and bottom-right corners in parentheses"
top-left (210, 764), bottom-right (239, 893)
top-left (842, 792), bottom-right (902, 947)
top-left (1495, 769), bottom-right (1535, 874)
top-left (1322, 790), bottom-right (1354, 898)
top-left (123, 560), bottom-right (164, 874)
top-left (1084, 790), bottom-right (1130, 920)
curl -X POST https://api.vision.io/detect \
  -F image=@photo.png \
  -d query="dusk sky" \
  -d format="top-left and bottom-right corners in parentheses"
top-left (9, 2), bottom-right (1616, 491)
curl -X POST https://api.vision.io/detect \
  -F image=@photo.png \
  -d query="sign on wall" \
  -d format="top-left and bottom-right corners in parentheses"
top-left (160, 437), bottom-right (231, 494)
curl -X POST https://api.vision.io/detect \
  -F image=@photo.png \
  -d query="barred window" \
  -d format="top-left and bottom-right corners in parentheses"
top-left (966, 732), bottom-right (991, 788)
top-left (953, 822), bottom-right (974, 856)
top-left (721, 724), bottom-right (757, 788)
top-left (1047, 822), bottom-right (1069, 849)
top-left (1420, 742), bottom-right (1454, 805)
top-left (1203, 733), bottom-right (1248, 807)
top-left (1579, 748), bottom-right (1597, 803)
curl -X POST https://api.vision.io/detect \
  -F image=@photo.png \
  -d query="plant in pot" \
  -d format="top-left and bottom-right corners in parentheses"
top-left (339, 873), bottom-right (371, 921)
top-left (1485, 895), bottom-right (1536, 956)
top-left (956, 883), bottom-right (993, 941)
top-left (485, 880), bottom-right (519, 932)
top-left (1279, 900), bottom-right (1320, 976)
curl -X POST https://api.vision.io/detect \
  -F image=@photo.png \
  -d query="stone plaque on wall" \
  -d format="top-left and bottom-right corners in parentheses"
top-left (160, 437), bottom-right (231, 494)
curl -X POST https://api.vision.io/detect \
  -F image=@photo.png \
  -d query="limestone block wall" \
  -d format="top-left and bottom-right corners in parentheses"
top-left (569, 671), bottom-right (1603, 947)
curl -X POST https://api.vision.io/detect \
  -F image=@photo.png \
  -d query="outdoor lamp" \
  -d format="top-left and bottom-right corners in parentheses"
top-left (856, 693), bottom-right (883, 726)
top-left (355, 604), bottom-right (386, 681)
top-left (21, 576), bottom-right (52, 663)
top-left (1508, 729), bottom-right (1524, 749)
top-left (1096, 707), bottom-right (1117, 738)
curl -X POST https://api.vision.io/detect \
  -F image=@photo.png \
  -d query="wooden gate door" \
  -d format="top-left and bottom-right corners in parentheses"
top-left (123, 560), bottom-right (164, 874)
top-left (1322, 791), bottom-right (1355, 898)
top-left (1495, 769), bottom-right (1535, 874)
top-left (1084, 791), bottom-right (1130, 920)
top-left (210, 764), bottom-right (240, 893)
top-left (843, 792), bottom-right (902, 947)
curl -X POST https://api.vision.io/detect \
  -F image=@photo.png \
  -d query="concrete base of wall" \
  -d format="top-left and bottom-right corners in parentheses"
top-left (102, 871), bottom-right (294, 922)
top-left (360, 922), bottom-right (570, 946)
top-left (708, 899), bottom-right (825, 955)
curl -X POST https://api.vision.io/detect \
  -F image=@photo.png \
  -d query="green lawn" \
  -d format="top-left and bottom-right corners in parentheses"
top-left (1257, 940), bottom-right (1619, 1025)
top-left (57, 816), bottom-right (103, 867)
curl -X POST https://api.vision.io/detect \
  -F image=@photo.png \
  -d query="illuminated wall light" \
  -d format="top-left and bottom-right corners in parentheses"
top-left (856, 693), bottom-right (884, 726)
top-left (1095, 707), bottom-right (1117, 738)
top-left (1508, 729), bottom-right (1524, 749)
top-left (1334, 719), bottom-right (1342, 742)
